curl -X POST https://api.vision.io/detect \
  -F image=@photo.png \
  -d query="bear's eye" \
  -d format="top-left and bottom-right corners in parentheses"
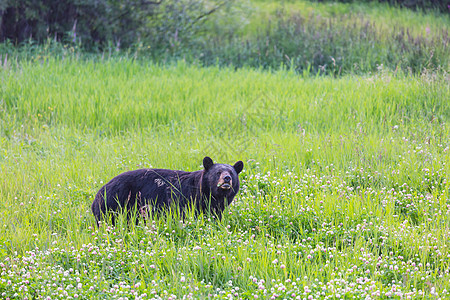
top-left (216, 171), bottom-right (221, 176)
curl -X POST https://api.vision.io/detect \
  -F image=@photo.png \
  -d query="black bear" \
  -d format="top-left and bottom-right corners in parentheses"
top-left (92, 156), bottom-right (243, 225)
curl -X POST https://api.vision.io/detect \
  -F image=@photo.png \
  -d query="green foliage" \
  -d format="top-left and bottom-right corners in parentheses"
top-left (0, 0), bottom-right (229, 49)
top-left (0, 1), bottom-right (449, 298)
top-left (2, 1), bottom-right (449, 75)
top-left (192, 4), bottom-right (450, 75)
top-left (0, 57), bottom-right (449, 298)
top-left (143, 0), bottom-right (236, 55)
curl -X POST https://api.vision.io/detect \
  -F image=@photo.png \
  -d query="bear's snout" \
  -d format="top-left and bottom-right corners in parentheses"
top-left (217, 172), bottom-right (232, 189)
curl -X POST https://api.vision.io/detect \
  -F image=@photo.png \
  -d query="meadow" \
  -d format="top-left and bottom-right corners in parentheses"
top-left (0, 56), bottom-right (449, 299)
top-left (1, 0), bottom-right (450, 299)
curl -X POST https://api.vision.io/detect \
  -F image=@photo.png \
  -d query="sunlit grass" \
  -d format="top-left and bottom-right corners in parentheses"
top-left (249, 0), bottom-right (450, 37)
top-left (0, 56), bottom-right (449, 298)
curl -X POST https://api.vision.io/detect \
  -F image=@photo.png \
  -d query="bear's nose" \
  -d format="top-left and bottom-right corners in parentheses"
top-left (223, 175), bottom-right (231, 183)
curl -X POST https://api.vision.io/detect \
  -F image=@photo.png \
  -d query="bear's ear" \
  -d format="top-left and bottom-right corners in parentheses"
top-left (203, 156), bottom-right (214, 171)
top-left (233, 161), bottom-right (244, 174)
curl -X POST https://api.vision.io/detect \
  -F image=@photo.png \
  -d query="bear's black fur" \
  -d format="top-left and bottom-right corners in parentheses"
top-left (92, 156), bottom-right (243, 225)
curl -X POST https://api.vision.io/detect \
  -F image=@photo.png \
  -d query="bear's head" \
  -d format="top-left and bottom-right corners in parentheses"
top-left (202, 156), bottom-right (243, 199)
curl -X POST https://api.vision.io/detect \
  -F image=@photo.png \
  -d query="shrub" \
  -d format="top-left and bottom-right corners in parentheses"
top-left (0, 0), bottom-right (229, 49)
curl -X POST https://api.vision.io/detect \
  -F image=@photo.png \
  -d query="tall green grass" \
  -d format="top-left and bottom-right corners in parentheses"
top-left (200, 0), bottom-right (450, 75)
top-left (0, 56), bottom-right (449, 298)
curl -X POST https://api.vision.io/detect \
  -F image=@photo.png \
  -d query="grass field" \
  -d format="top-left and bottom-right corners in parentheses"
top-left (0, 1), bottom-right (449, 298)
top-left (0, 55), bottom-right (449, 299)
